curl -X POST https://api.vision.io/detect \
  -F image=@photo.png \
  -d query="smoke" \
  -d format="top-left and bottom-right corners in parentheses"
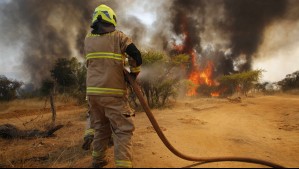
top-left (253, 0), bottom-right (299, 82)
top-left (166, 0), bottom-right (295, 77)
top-left (120, 16), bottom-right (147, 46)
top-left (0, 0), bottom-right (99, 85)
top-left (1, 0), bottom-right (299, 86)
top-left (170, 0), bottom-right (205, 54)
top-left (223, 0), bottom-right (288, 71)
top-left (0, 0), bottom-right (154, 86)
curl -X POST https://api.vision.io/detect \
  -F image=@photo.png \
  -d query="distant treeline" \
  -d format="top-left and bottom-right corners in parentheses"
top-left (1, 54), bottom-right (299, 104)
top-left (0, 57), bottom-right (86, 103)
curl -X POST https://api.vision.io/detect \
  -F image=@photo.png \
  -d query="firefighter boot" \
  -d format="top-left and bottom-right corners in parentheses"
top-left (92, 160), bottom-right (108, 168)
top-left (82, 135), bottom-right (94, 150)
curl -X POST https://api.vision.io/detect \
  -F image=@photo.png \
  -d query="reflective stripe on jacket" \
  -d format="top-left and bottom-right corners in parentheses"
top-left (84, 30), bottom-right (133, 97)
top-left (86, 52), bottom-right (123, 61)
top-left (87, 87), bottom-right (126, 96)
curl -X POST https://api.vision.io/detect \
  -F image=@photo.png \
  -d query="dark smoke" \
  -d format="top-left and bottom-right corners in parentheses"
top-left (0, 0), bottom-right (148, 86)
top-left (168, 0), bottom-right (292, 76)
top-left (0, 0), bottom-right (97, 86)
top-left (1, 0), bottom-right (298, 86)
top-left (223, 0), bottom-right (287, 71)
top-left (171, 0), bottom-right (206, 54)
top-left (120, 16), bottom-right (147, 46)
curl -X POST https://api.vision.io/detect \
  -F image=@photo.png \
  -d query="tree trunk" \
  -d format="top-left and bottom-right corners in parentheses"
top-left (50, 92), bottom-right (56, 126)
top-left (44, 97), bottom-right (48, 109)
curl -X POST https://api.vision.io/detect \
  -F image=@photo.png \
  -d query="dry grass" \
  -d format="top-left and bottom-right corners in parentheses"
top-left (0, 96), bottom-right (90, 168)
top-left (0, 95), bottom-right (78, 113)
top-left (285, 89), bottom-right (299, 95)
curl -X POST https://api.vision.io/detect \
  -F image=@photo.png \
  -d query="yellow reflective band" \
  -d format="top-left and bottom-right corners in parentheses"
top-left (86, 52), bottom-right (123, 61)
top-left (87, 87), bottom-right (125, 92)
top-left (115, 160), bottom-right (132, 168)
top-left (130, 66), bottom-right (141, 73)
top-left (87, 91), bottom-right (124, 95)
top-left (92, 151), bottom-right (105, 159)
top-left (87, 52), bottom-right (122, 57)
top-left (85, 129), bottom-right (95, 136)
top-left (87, 87), bottom-right (126, 95)
top-left (87, 33), bottom-right (101, 37)
top-left (86, 32), bottom-right (115, 38)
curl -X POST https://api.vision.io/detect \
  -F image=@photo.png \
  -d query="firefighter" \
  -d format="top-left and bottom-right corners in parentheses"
top-left (84, 4), bottom-right (142, 168)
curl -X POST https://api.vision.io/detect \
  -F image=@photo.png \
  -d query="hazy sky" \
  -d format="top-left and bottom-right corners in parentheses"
top-left (253, 18), bottom-right (299, 82)
top-left (0, 0), bottom-right (298, 84)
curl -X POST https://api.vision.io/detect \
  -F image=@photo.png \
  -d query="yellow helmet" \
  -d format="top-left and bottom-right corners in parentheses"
top-left (92, 5), bottom-right (117, 27)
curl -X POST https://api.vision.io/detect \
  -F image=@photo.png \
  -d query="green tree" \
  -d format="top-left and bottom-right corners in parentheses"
top-left (278, 70), bottom-right (299, 91)
top-left (137, 50), bottom-right (188, 108)
top-left (218, 70), bottom-right (263, 96)
top-left (40, 79), bottom-right (55, 97)
top-left (72, 62), bottom-right (87, 104)
top-left (0, 76), bottom-right (23, 101)
top-left (50, 57), bottom-right (78, 93)
top-left (255, 82), bottom-right (270, 92)
top-left (50, 57), bottom-right (87, 103)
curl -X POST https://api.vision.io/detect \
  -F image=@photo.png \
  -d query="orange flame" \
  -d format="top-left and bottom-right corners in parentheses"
top-left (173, 43), bottom-right (184, 52)
top-left (187, 61), bottom-right (215, 96)
top-left (210, 87), bottom-right (227, 97)
top-left (211, 92), bottom-right (220, 97)
top-left (172, 16), bottom-right (221, 97)
top-left (173, 40), bottom-right (218, 96)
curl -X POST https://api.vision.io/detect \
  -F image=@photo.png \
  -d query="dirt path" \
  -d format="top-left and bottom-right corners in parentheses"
top-left (131, 95), bottom-right (299, 168)
top-left (0, 95), bottom-right (298, 168)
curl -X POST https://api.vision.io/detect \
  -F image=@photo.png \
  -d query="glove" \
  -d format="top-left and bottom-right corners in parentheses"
top-left (82, 135), bottom-right (94, 150)
top-left (129, 72), bottom-right (138, 80)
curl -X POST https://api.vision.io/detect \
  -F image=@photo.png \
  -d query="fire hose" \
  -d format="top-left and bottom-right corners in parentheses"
top-left (124, 69), bottom-right (285, 168)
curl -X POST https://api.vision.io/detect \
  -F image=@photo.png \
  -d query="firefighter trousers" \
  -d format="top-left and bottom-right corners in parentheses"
top-left (89, 96), bottom-right (135, 168)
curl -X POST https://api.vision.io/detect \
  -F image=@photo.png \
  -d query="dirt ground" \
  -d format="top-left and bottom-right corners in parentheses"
top-left (0, 94), bottom-right (299, 168)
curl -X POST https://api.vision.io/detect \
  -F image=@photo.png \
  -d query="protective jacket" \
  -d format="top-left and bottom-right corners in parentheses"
top-left (85, 30), bottom-right (141, 97)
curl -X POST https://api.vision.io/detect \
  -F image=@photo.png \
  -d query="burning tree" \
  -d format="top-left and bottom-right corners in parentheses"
top-left (167, 0), bottom-right (291, 97)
